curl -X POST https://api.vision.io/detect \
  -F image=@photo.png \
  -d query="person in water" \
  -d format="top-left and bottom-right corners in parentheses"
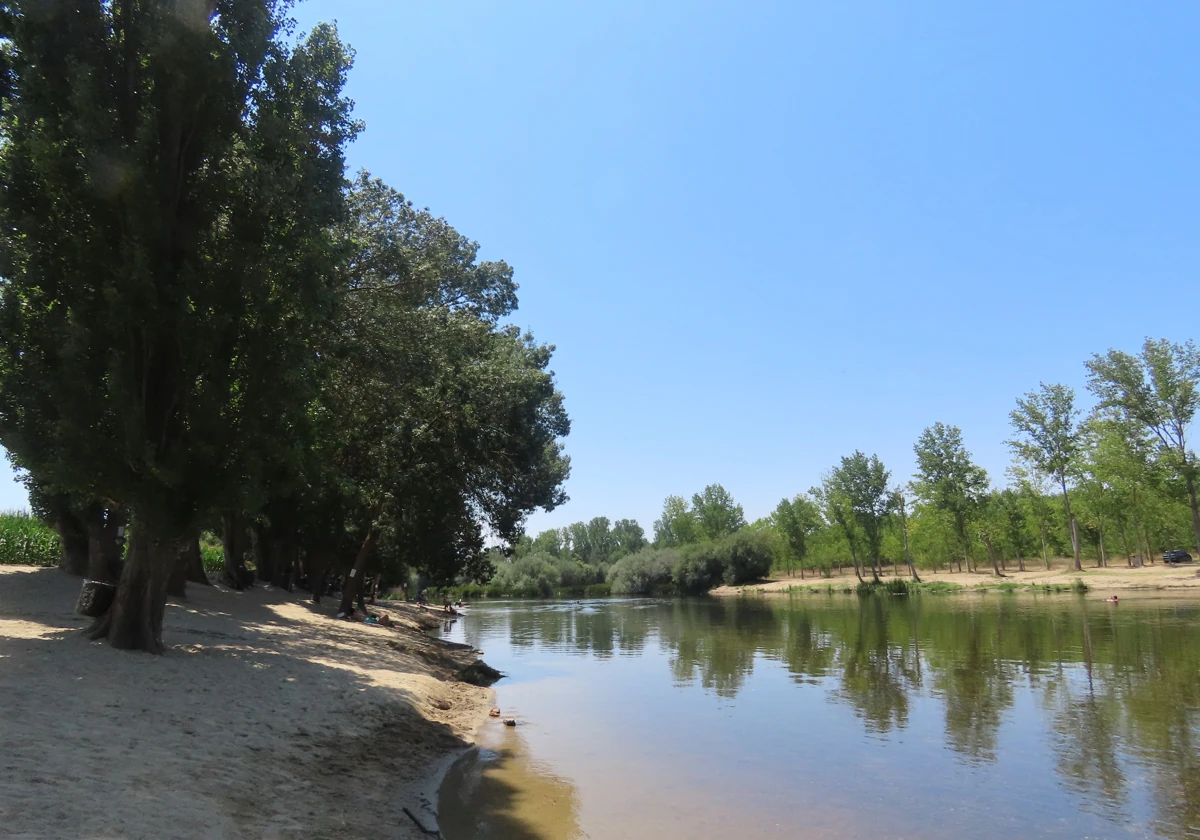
top-left (1106, 595), bottom-right (1119, 603)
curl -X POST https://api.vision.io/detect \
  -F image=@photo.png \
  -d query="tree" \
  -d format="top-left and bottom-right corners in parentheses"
top-left (1008, 385), bottom-right (1085, 571)
top-left (825, 452), bottom-right (893, 582)
top-left (1087, 339), bottom-right (1200, 556)
top-left (654, 495), bottom-right (699, 547)
top-left (891, 492), bottom-right (922, 581)
top-left (813, 479), bottom-right (865, 581)
top-left (773, 494), bottom-right (821, 578)
top-left (611, 519), bottom-right (648, 558)
top-left (691, 484), bottom-right (746, 541)
top-left (993, 488), bottom-right (1033, 572)
top-left (0, 5), bottom-right (358, 651)
top-left (912, 423), bottom-right (990, 573)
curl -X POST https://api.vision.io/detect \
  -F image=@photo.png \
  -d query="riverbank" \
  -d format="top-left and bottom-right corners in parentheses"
top-left (711, 561), bottom-right (1200, 596)
top-left (0, 565), bottom-right (493, 840)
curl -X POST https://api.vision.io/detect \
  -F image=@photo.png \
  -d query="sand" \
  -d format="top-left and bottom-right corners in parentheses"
top-left (712, 558), bottom-right (1200, 596)
top-left (0, 565), bottom-right (493, 840)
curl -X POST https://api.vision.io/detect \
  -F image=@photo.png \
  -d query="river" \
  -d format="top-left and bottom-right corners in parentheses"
top-left (437, 593), bottom-right (1200, 839)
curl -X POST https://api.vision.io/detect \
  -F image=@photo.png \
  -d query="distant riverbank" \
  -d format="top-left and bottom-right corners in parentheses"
top-left (711, 561), bottom-right (1200, 596)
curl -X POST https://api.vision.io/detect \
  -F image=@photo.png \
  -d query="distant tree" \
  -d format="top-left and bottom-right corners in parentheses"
top-left (1008, 384), bottom-right (1085, 571)
top-left (912, 423), bottom-right (990, 573)
top-left (891, 492), bottom-right (921, 581)
top-left (611, 519), bottom-right (648, 557)
top-left (993, 488), bottom-right (1033, 572)
top-left (812, 479), bottom-right (865, 581)
top-left (773, 494), bottom-right (821, 578)
top-left (823, 452), bottom-right (893, 582)
top-left (691, 484), bottom-right (746, 541)
top-left (1087, 339), bottom-right (1200, 555)
top-left (531, 529), bottom-right (565, 557)
top-left (654, 495), bottom-right (699, 547)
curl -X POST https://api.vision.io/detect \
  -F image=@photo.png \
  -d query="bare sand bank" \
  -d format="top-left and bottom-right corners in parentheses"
top-left (712, 559), bottom-right (1200, 596)
top-left (0, 566), bottom-right (492, 840)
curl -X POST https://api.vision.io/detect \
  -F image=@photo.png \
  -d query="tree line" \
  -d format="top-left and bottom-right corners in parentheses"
top-left (486, 338), bottom-right (1199, 591)
top-left (0, 3), bottom-right (570, 652)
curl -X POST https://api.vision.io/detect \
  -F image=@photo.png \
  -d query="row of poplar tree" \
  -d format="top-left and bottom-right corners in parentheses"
top-left (0, 3), bottom-right (570, 651)
top-left (767, 338), bottom-right (1200, 580)
top-left (505, 338), bottom-right (1200, 584)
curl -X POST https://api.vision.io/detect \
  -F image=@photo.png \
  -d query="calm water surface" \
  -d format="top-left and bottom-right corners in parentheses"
top-left (437, 594), bottom-right (1200, 840)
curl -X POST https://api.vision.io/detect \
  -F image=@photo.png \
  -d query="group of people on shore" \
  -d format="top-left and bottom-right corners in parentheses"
top-left (414, 588), bottom-right (466, 615)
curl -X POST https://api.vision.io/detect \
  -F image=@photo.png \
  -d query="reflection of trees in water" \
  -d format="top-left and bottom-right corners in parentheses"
top-left (660, 600), bottom-right (779, 697)
top-left (467, 597), bottom-right (1200, 838)
top-left (673, 596), bottom-right (1199, 838)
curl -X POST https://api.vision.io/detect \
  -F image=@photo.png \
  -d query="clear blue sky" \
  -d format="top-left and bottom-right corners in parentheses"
top-left (3, 0), bottom-right (1199, 539)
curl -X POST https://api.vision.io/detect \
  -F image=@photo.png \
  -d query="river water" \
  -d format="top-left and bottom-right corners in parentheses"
top-left (437, 594), bottom-right (1200, 839)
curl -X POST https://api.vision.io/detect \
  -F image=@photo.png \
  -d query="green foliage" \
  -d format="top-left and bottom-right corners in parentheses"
top-left (0, 511), bottom-right (59, 567)
top-left (199, 542), bottom-right (226, 575)
top-left (1008, 384), bottom-right (1085, 491)
top-left (607, 548), bottom-right (680, 595)
top-left (718, 529), bottom-right (774, 585)
top-left (654, 495), bottom-right (700, 547)
top-left (484, 551), bottom-right (604, 598)
top-left (912, 423), bottom-right (990, 571)
top-left (691, 484), bottom-right (746, 541)
top-left (772, 493), bottom-right (821, 575)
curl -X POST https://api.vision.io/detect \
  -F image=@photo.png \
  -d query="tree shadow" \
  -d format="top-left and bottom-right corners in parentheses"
top-left (0, 567), bottom-right (488, 840)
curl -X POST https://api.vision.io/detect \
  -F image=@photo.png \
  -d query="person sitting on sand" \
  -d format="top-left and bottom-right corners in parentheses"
top-left (378, 613), bottom-right (393, 628)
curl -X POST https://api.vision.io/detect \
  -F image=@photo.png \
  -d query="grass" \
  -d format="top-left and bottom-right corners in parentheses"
top-left (0, 511), bottom-right (60, 567)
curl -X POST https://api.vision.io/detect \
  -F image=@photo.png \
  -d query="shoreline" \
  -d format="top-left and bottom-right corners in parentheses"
top-left (0, 565), bottom-right (494, 839)
top-left (710, 562), bottom-right (1200, 597)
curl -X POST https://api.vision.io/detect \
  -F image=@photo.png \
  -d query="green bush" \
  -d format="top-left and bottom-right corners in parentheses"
top-left (607, 548), bottom-right (679, 595)
top-left (483, 551), bottom-right (606, 598)
top-left (0, 511), bottom-right (60, 567)
top-left (719, 530), bottom-right (774, 585)
top-left (674, 543), bottom-right (723, 593)
top-left (200, 543), bottom-right (225, 574)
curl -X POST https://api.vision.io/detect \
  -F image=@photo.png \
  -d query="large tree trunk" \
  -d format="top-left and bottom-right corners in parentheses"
top-left (166, 541), bottom-right (187, 598)
top-left (272, 526), bottom-right (297, 591)
top-left (55, 512), bottom-right (90, 577)
top-left (252, 522), bottom-right (275, 584)
top-left (982, 533), bottom-right (1003, 576)
top-left (1061, 479), bottom-right (1082, 571)
top-left (183, 537), bottom-right (210, 585)
top-left (89, 531), bottom-right (175, 654)
top-left (86, 518), bottom-right (123, 583)
top-left (848, 547), bottom-right (863, 583)
top-left (338, 527), bottom-right (380, 615)
top-left (221, 512), bottom-right (249, 589)
top-left (309, 552), bottom-right (328, 605)
top-left (1040, 526), bottom-right (1050, 570)
top-left (1118, 522), bottom-right (1132, 567)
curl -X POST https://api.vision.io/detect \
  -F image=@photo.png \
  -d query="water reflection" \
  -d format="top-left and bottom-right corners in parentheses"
top-left (446, 595), bottom-right (1200, 839)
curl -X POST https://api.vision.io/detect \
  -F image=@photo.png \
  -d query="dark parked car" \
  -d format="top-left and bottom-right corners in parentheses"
top-left (1163, 550), bottom-right (1193, 564)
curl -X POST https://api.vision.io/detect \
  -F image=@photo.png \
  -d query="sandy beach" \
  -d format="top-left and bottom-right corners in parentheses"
top-left (711, 559), bottom-right (1200, 596)
top-left (0, 566), bottom-right (492, 840)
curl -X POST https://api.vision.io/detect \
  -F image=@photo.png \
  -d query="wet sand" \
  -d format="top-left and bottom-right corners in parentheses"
top-left (0, 565), bottom-right (492, 839)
